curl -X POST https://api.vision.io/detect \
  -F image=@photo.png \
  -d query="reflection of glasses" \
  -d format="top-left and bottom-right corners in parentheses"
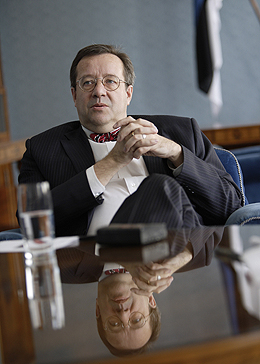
top-left (104, 311), bottom-right (152, 333)
top-left (76, 75), bottom-right (129, 92)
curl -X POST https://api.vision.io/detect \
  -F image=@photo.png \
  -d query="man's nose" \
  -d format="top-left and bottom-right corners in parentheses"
top-left (114, 302), bottom-right (130, 312)
top-left (92, 79), bottom-right (106, 97)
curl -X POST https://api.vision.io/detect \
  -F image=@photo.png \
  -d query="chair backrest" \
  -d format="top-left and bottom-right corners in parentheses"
top-left (214, 147), bottom-right (247, 206)
top-left (231, 146), bottom-right (260, 204)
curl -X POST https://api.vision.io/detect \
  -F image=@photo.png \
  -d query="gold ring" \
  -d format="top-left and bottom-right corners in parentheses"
top-left (131, 131), bottom-right (135, 137)
top-left (147, 280), bottom-right (150, 285)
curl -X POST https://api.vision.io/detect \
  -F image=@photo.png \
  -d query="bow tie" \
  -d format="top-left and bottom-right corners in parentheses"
top-left (104, 268), bottom-right (128, 275)
top-left (90, 128), bottom-right (120, 143)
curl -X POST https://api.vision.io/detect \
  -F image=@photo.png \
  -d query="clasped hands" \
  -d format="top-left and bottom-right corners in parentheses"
top-left (123, 244), bottom-right (193, 297)
top-left (112, 116), bottom-right (183, 166)
top-left (94, 116), bottom-right (183, 187)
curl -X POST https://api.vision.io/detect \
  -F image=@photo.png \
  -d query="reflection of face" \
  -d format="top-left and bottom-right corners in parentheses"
top-left (71, 53), bottom-right (133, 133)
top-left (96, 273), bottom-right (156, 350)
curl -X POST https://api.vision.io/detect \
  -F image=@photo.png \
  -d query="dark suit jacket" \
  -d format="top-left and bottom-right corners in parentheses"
top-left (18, 115), bottom-right (243, 239)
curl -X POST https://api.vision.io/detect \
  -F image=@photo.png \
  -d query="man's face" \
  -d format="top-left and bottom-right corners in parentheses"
top-left (71, 53), bottom-right (133, 133)
top-left (96, 274), bottom-right (156, 350)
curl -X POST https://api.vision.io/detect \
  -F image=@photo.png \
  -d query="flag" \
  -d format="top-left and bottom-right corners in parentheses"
top-left (195, 0), bottom-right (223, 118)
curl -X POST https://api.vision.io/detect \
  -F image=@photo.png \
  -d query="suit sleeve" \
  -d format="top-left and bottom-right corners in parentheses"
top-left (175, 118), bottom-right (243, 226)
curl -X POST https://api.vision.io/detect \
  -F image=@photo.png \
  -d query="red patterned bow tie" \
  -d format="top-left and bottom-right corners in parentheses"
top-left (90, 128), bottom-right (120, 143)
top-left (104, 268), bottom-right (128, 275)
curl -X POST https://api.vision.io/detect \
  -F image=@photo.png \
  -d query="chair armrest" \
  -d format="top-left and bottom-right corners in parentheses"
top-left (225, 204), bottom-right (260, 225)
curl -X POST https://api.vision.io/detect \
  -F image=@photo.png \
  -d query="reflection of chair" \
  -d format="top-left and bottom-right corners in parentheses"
top-left (216, 226), bottom-right (260, 334)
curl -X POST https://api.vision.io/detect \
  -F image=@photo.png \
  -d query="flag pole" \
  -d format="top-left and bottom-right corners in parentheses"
top-left (249, 0), bottom-right (260, 24)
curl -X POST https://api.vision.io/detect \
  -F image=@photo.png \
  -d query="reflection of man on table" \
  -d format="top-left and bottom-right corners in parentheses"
top-left (58, 226), bottom-right (224, 356)
top-left (18, 43), bottom-right (242, 355)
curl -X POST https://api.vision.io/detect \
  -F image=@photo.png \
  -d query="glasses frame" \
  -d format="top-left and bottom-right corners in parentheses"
top-left (103, 311), bottom-right (152, 333)
top-left (76, 74), bottom-right (129, 92)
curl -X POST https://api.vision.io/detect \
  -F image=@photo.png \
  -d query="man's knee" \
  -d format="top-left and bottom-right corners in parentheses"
top-left (140, 173), bottom-right (179, 192)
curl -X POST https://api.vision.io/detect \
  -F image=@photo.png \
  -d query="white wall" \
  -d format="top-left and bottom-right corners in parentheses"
top-left (0, 0), bottom-right (260, 140)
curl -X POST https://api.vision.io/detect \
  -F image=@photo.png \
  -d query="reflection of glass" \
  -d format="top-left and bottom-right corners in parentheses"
top-left (17, 182), bottom-right (55, 251)
top-left (24, 249), bottom-right (65, 330)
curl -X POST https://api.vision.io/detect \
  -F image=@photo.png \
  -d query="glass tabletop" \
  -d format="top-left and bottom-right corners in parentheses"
top-left (1, 225), bottom-right (260, 364)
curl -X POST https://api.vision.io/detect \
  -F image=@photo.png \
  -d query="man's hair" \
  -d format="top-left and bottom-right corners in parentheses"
top-left (96, 305), bottom-right (161, 357)
top-left (70, 44), bottom-right (136, 89)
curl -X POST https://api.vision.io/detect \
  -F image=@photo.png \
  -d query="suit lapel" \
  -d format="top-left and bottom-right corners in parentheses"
top-left (60, 126), bottom-right (95, 173)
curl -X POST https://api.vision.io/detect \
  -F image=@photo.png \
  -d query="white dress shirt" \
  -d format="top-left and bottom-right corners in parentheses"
top-left (82, 126), bottom-right (183, 236)
top-left (82, 126), bottom-right (149, 236)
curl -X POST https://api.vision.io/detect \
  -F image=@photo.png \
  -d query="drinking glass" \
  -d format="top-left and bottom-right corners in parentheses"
top-left (17, 182), bottom-right (55, 251)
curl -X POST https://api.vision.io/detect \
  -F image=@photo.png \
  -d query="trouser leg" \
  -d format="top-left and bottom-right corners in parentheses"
top-left (111, 174), bottom-right (202, 229)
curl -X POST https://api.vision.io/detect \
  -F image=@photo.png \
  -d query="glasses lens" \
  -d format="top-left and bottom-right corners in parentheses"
top-left (103, 75), bottom-right (120, 91)
top-left (79, 77), bottom-right (95, 91)
top-left (106, 317), bottom-right (122, 333)
top-left (129, 312), bottom-right (145, 329)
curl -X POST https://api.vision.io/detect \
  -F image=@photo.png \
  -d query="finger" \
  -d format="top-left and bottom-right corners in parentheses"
top-left (114, 117), bottom-right (157, 130)
top-left (154, 279), bottom-right (174, 294)
top-left (139, 265), bottom-right (171, 277)
top-left (124, 135), bottom-right (158, 154)
top-left (134, 266), bottom-right (158, 283)
top-left (148, 276), bottom-right (174, 287)
top-left (134, 275), bottom-right (173, 289)
top-left (137, 265), bottom-right (172, 280)
top-left (132, 277), bottom-right (155, 292)
top-left (145, 262), bottom-right (172, 272)
top-left (117, 119), bottom-right (158, 142)
top-left (132, 276), bottom-right (173, 295)
top-left (148, 270), bottom-right (174, 282)
top-left (145, 262), bottom-right (164, 269)
top-left (131, 141), bottom-right (159, 159)
top-left (119, 125), bottom-right (158, 143)
top-left (113, 116), bottom-right (136, 129)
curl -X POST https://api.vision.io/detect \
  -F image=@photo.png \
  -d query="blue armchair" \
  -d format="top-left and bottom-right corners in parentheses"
top-left (215, 146), bottom-right (260, 225)
top-left (230, 146), bottom-right (260, 204)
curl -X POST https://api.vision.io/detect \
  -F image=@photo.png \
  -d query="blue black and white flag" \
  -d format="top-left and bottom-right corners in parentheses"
top-left (195, 0), bottom-right (223, 118)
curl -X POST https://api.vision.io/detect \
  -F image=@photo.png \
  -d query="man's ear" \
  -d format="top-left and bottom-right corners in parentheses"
top-left (96, 299), bottom-right (101, 318)
top-left (148, 294), bottom-right (157, 308)
top-left (126, 85), bottom-right (133, 106)
top-left (71, 87), bottom-right (77, 106)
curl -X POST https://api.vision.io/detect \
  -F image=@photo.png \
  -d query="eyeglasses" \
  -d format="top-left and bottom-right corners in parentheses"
top-left (103, 311), bottom-right (152, 333)
top-left (76, 74), bottom-right (129, 92)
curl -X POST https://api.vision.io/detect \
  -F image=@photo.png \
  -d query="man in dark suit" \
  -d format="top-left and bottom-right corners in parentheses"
top-left (19, 44), bottom-right (243, 237)
top-left (18, 44), bottom-right (242, 354)
top-left (18, 43), bottom-right (243, 263)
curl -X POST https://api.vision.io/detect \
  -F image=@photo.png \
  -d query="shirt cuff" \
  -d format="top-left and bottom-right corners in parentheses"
top-left (167, 160), bottom-right (183, 177)
top-left (86, 166), bottom-right (105, 198)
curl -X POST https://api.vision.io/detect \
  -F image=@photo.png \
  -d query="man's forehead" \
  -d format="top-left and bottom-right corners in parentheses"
top-left (106, 326), bottom-right (151, 350)
top-left (76, 54), bottom-right (124, 76)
